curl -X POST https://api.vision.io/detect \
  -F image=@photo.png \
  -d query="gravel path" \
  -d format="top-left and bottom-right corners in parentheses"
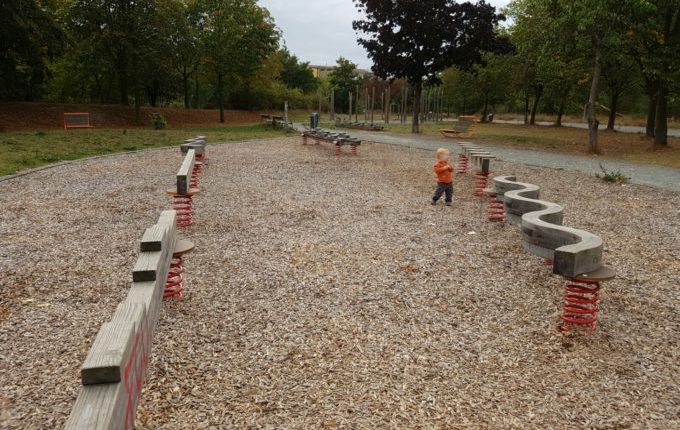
top-left (310, 126), bottom-right (680, 192)
top-left (1, 137), bottom-right (679, 429)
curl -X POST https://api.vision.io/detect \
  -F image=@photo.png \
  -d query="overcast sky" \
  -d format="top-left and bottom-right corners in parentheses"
top-left (258, 0), bottom-right (512, 69)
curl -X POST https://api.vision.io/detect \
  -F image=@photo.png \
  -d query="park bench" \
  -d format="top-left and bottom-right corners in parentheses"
top-left (63, 112), bottom-right (94, 130)
top-left (66, 210), bottom-right (179, 429)
top-left (492, 175), bottom-right (616, 332)
top-left (302, 129), bottom-right (362, 155)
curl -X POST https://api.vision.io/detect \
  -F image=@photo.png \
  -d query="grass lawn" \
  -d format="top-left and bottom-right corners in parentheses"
top-left (0, 123), bottom-right (290, 176)
top-left (371, 120), bottom-right (680, 169)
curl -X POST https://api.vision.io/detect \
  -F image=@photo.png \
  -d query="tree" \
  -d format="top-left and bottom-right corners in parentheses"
top-left (507, 0), bottom-right (588, 127)
top-left (329, 57), bottom-right (359, 114)
top-left (602, 55), bottom-right (640, 130)
top-left (509, 0), bottom-right (650, 152)
top-left (0, 0), bottom-right (64, 101)
top-left (353, 0), bottom-right (510, 133)
top-left (198, 0), bottom-right (278, 121)
top-left (633, 0), bottom-right (680, 145)
top-left (69, 0), bottom-right (159, 106)
top-left (279, 48), bottom-right (318, 93)
top-left (160, 0), bottom-right (203, 109)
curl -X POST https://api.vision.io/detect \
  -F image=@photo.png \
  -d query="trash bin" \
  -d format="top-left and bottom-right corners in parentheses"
top-left (310, 112), bottom-right (319, 129)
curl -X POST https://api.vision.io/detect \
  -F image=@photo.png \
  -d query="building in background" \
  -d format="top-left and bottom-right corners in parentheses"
top-left (310, 65), bottom-right (372, 79)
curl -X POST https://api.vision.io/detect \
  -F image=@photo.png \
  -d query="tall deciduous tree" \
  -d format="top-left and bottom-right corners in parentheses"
top-left (198, 0), bottom-right (278, 121)
top-left (633, 0), bottom-right (680, 145)
top-left (353, 0), bottom-right (509, 133)
top-left (329, 57), bottom-right (359, 114)
top-left (0, 0), bottom-right (64, 101)
top-left (69, 0), bottom-right (159, 106)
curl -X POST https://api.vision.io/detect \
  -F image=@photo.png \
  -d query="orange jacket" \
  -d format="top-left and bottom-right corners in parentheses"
top-left (434, 159), bottom-right (454, 183)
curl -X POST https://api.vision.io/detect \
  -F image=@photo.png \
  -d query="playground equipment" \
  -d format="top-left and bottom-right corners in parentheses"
top-left (493, 175), bottom-right (616, 332)
top-left (302, 129), bottom-right (362, 156)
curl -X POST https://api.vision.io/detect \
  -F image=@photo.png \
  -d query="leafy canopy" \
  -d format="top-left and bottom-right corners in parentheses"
top-left (352, 0), bottom-right (510, 84)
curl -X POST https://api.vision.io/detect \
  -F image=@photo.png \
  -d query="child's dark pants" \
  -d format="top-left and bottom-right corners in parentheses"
top-left (433, 182), bottom-right (454, 203)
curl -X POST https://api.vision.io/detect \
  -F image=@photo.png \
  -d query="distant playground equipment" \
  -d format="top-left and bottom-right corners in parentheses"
top-left (440, 118), bottom-right (477, 139)
top-left (302, 128), bottom-right (362, 156)
top-left (335, 118), bottom-right (384, 131)
top-left (63, 112), bottom-right (94, 130)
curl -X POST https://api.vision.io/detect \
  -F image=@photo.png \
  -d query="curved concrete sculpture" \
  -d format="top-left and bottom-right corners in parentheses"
top-left (493, 175), bottom-right (604, 277)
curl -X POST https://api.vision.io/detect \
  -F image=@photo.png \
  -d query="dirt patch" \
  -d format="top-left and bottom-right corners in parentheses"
top-left (0, 102), bottom-right (261, 132)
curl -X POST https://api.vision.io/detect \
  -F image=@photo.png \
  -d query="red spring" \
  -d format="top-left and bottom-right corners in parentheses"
top-left (487, 197), bottom-right (505, 222)
top-left (560, 278), bottom-right (601, 332)
top-left (196, 154), bottom-right (205, 163)
top-left (350, 144), bottom-right (358, 156)
top-left (172, 194), bottom-right (193, 228)
top-left (473, 171), bottom-right (489, 197)
top-left (545, 258), bottom-right (554, 267)
top-left (457, 154), bottom-right (468, 174)
top-left (335, 144), bottom-right (342, 155)
top-left (164, 256), bottom-right (185, 300)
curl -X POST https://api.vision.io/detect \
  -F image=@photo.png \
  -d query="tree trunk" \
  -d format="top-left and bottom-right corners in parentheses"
top-left (607, 91), bottom-right (619, 130)
top-left (587, 50), bottom-right (602, 153)
top-left (523, 90), bottom-right (530, 125)
top-left (556, 88), bottom-right (568, 127)
top-left (194, 65), bottom-right (200, 109)
top-left (218, 73), bottom-right (224, 123)
top-left (134, 83), bottom-right (141, 125)
top-left (411, 81), bottom-right (422, 133)
top-left (646, 83), bottom-right (658, 138)
top-left (529, 84), bottom-right (543, 125)
top-left (385, 86), bottom-right (390, 124)
top-left (654, 83), bottom-right (668, 146)
top-left (481, 93), bottom-right (489, 123)
top-left (183, 66), bottom-right (189, 109)
top-left (119, 74), bottom-right (128, 105)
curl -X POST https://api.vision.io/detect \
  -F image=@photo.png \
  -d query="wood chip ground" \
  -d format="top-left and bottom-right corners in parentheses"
top-left (0, 137), bottom-right (678, 429)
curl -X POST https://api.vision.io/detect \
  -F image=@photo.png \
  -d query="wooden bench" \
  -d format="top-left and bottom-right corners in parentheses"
top-left (66, 211), bottom-right (178, 429)
top-left (64, 112), bottom-right (94, 130)
top-left (301, 129), bottom-right (362, 155)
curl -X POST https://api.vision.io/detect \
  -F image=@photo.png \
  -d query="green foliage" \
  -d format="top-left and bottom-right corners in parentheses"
top-left (150, 113), bottom-right (167, 130)
top-left (329, 57), bottom-right (360, 113)
top-left (597, 163), bottom-right (630, 183)
top-left (279, 49), bottom-right (318, 93)
top-left (0, 0), bottom-right (64, 100)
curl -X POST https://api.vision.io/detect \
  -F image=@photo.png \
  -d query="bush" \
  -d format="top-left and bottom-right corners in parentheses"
top-left (150, 113), bottom-right (167, 130)
top-left (596, 163), bottom-right (629, 184)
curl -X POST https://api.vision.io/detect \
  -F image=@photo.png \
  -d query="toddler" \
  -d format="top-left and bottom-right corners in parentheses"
top-left (431, 148), bottom-right (454, 206)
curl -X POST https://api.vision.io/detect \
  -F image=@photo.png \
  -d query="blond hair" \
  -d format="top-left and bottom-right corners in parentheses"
top-left (435, 148), bottom-right (449, 159)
